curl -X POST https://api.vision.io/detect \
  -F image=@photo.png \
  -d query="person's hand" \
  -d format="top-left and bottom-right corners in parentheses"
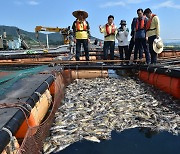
top-left (146, 36), bottom-right (148, 41)
top-left (88, 38), bottom-right (90, 43)
top-left (99, 25), bottom-right (102, 30)
top-left (74, 38), bottom-right (76, 43)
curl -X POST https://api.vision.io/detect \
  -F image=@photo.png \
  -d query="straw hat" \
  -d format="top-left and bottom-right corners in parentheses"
top-left (153, 37), bottom-right (164, 54)
top-left (72, 10), bottom-right (88, 18)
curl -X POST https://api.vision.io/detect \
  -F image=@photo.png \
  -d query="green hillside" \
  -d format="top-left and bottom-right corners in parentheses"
top-left (0, 25), bottom-right (102, 47)
top-left (0, 25), bottom-right (64, 46)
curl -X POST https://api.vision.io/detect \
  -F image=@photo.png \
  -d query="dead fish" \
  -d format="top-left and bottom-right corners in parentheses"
top-left (44, 77), bottom-right (180, 152)
top-left (50, 125), bottom-right (67, 130)
top-left (43, 142), bottom-right (52, 153)
top-left (54, 144), bottom-right (71, 152)
top-left (45, 146), bottom-right (56, 154)
top-left (84, 136), bottom-right (101, 143)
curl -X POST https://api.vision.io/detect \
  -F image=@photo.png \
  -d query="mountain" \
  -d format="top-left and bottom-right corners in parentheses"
top-left (0, 25), bottom-right (64, 46)
top-left (0, 25), bottom-right (102, 47)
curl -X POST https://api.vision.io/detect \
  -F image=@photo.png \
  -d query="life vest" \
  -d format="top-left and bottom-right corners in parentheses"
top-left (106, 23), bottom-right (115, 35)
top-left (135, 17), bottom-right (145, 31)
top-left (146, 14), bottom-right (156, 31)
top-left (76, 20), bottom-right (87, 31)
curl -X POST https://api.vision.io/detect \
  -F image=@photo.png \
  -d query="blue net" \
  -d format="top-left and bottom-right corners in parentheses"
top-left (0, 65), bottom-right (47, 96)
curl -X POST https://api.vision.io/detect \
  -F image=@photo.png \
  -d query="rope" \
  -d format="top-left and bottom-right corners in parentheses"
top-left (34, 92), bottom-right (42, 98)
top-left (1, 128), bottom-right (18, 152)
top-left (50, 74), bottom-right (56, 80)
top-left (43, 81), bottom-right (50, 89)
top-left (0, 102), bottom-right (31, 129)
top-left (2, 127), bottom-right (13, 139)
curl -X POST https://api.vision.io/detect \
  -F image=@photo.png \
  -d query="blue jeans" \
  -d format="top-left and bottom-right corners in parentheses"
top-left (76, 39), bottom-right (89, 61)
top-left (134, 38), bottom-right (150, 63)
top-left (148, 35), bottom-right (157, 64)
top-left (103, 41), bottom-right (115, 60)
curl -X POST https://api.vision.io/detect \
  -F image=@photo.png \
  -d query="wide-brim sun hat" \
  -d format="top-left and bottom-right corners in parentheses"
top-left (153, 37), bottom-right (164, 54)
top-left (72, 10), bottom-right (88, 18)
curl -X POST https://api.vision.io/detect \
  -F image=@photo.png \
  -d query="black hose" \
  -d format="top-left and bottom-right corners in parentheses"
top-left (0, 130), bottom-right (10, 153)
top-left (138, 65), bottom-right (180, 78)
top-left (0, 75), bottom-right (54, 153)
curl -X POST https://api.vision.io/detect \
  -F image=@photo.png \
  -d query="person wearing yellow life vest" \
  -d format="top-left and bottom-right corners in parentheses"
top-left (99, 15), bottom-right (117, 60)
top-left (72, 10), bottom-right (90, 61)
top-left (144, 8), bottom-right (160, 64)
top-left (134, 8), bottom-right (150, 64)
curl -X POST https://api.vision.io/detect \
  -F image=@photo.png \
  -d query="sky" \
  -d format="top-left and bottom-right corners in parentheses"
top-left (1, 0), bottom-right (180, 41)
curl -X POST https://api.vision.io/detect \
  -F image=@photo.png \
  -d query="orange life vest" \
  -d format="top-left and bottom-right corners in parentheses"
top-left (146, 14), bottom-right (156, 31)
top-left (135, 17), bottom-right (145, 31)
top-left (106, 23), bottom-right (115, 35)
top-left (76, 20), bottom-right (87, 31)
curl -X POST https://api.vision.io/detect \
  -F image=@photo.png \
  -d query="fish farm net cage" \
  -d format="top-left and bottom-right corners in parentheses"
top-left (17, 71), bottom-right (66, 153)
top-left (0, 61), bottom-right (179, 153)
top-left (0, 65), bottom-right (71, 153)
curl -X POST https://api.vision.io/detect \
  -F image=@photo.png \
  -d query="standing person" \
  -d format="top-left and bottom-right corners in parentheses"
top-left (94, 38), bottom-right (98, 45)
top-left (144, 8), bottom-right (160, 64)
top-left (128, 17), bottom-right (143, 61)
top-left (69, 30), bottom-right (75, 54)
top-left (116, 20), bottom-right (129, 61)
top-left (99, 15), bottom-right (117, 60)
top-left (72, 10), bottom-right (90, 61)
top-left (134, 8), bottom-right (150, 64)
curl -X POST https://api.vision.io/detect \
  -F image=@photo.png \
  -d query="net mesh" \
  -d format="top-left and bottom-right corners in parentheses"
top-left (0, 65), bottom-right (47, 96)
top-left (18, 70), bottom-right (71, 154)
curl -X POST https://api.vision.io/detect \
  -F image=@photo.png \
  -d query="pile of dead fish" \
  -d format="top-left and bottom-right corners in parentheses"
top-left (43, 77), bottom-right (180, 153)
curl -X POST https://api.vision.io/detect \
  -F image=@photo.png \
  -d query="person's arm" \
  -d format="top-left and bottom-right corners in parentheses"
top-left (72, 21), bottom-right (76, 42)
top-left (131, 18), bottom-right (136, 36)
top-left (124, 27), bottom-right (129, 37)
top-left (116, 29), bottom-right (120, 41)
top-left (144, 18), bottom-right (148, 38)
top-left (86, 21), bottom-right (91, 39)
top-left (114, 26), bottom-right (118, 35)
top-left (72, 21), bottom-right (76, 37)
top-left (99, 25), bottom-right (105, 33)
top-left (155, 16), bottom-right (160, 38)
